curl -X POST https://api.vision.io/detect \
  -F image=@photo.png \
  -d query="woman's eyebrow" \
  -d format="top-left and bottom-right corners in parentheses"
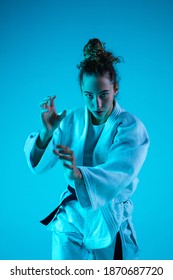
top-left (84, 90), bottom-right (109, 94)
top-left (84, 91), bottom-right (93, 94)
top-left (99, 90), bottom-right (109, 93)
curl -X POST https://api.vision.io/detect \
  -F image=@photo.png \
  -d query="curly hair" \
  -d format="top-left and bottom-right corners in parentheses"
top-left (77, 38), bottom-right (123, 89)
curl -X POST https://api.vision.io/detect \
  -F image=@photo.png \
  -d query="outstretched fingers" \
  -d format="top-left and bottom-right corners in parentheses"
top-left (39, 96), bottom-right (51, 110)
top-left (50, 95), bottom-right (56, 106)
top-left (53, 145), bottom-right (75, 165)
top-left (53, 145), bottom-right (82, 181)
top-left (40, 95), bottom-right (56, 108)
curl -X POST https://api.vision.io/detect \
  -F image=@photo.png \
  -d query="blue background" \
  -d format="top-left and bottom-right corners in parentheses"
top-left (0, 0), bottom-right (173, 260)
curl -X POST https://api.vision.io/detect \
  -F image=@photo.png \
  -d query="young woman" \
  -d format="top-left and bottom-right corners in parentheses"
top-left (24, 38), bottom-right (149, 260)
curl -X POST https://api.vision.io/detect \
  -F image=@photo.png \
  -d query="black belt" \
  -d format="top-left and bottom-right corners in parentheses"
top-left (40, 185), bottom-right (77, 226)
top-left (114, 231), bottom-right (123, 260)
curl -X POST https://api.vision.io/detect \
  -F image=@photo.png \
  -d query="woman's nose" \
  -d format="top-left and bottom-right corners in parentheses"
top-left (93, 97), bottom-right (102, 109)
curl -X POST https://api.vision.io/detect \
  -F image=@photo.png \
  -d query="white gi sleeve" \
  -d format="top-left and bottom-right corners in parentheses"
top-left (24, 129), bottom-right (61, 174)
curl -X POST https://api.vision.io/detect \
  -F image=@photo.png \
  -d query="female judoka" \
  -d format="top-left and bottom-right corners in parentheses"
top-left (24, 38), bottom-right (149, 260)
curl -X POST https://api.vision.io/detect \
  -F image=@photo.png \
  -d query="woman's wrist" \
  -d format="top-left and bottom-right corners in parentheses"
top-left (74, 168), bottom-right (83, 181)
top-left (36, 130), bottom-right (53, 149)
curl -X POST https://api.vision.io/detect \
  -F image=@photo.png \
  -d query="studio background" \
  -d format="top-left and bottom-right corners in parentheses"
top-left (0, 0), bottom-right (173, 260)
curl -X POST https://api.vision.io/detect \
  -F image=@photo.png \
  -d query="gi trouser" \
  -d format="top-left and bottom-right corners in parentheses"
top-left (51, 221), bottom-right (139, 260)
top-left (41, 186), bottom-right (139, 260)
top-left (52, 228), bottom-right (120, 260)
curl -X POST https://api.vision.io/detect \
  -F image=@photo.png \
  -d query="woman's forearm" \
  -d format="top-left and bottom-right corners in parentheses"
top-left (32, 131), bottom-right (53, 166)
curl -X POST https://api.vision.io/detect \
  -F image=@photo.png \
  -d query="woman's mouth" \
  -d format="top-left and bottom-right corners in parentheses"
top-left (94, 111), bottom-right (104, 115)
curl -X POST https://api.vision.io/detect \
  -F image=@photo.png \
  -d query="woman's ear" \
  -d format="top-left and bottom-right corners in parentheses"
top-left (114, 83), bottom-right (118, 96)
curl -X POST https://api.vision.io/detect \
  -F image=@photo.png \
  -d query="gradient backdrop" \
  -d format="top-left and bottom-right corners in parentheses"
top-left (0, 0), bottom-right (173, 260)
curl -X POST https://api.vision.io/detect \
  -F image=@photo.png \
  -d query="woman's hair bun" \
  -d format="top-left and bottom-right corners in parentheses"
top-left (83, 38), bottom-right (122, 65)
top-left (83, 38), bottom-right (105, 59)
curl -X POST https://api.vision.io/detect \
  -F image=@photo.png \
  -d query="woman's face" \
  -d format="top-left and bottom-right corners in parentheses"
top-left (81, 74), bottom-right (118, 125)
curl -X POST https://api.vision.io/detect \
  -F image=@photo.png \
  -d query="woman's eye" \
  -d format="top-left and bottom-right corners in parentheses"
top-left (85, 94), bottom-right (93, 98)
top-left (101, 92), bottom-right (108, 98)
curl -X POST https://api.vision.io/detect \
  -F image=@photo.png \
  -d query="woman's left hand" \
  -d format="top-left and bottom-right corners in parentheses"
top-left (53, 145), bottom-right (83, 181)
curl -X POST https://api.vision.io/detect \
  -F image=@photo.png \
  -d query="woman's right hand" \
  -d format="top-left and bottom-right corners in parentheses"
top-left (40, 95), bottom-right (66, 136)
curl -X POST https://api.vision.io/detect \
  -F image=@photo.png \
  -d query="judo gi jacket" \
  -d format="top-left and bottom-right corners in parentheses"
top-left (24, 101), bottom-right (149, 259)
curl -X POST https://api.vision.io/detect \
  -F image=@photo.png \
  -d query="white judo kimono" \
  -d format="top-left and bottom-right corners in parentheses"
top-left (24, 101), bottom-right (149, 259)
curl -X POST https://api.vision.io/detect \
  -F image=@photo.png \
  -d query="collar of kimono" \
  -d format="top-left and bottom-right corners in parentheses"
top-left (85, 100), bottom-right (122, 128)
